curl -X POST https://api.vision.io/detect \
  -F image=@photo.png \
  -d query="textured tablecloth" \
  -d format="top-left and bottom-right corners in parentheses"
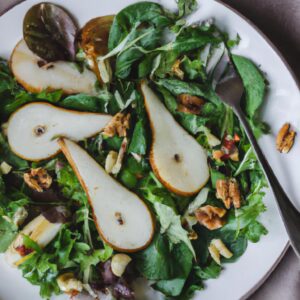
top-left (0, 1), bottom-right (299, 299)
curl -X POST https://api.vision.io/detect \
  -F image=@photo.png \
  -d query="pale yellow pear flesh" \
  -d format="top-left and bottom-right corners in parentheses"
top-left (58, 138), bottom-right (154, 252)
top-left (11, 40), bottom-right (98, 95)
top-left (141, 82), bottom-right (209, 196)
top-left (7, 102), bottom-right (112, 161)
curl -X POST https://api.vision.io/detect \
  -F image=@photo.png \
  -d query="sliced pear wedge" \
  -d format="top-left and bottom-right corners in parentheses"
top-left (7, 102), bottom-right (112, 161)
top-left (58, 138), bottom-right (154, 252)
top-left (141, 82), bottom-right (209, 196)
top-left (11, 40), bottom-right (98, 95)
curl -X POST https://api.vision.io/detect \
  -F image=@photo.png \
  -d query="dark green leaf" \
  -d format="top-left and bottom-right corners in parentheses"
top-left (23, 3), bottom-right (78, 61)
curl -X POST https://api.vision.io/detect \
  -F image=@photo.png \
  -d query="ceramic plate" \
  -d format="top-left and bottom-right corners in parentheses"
top-left (0, 0), bottom-right (299, 299)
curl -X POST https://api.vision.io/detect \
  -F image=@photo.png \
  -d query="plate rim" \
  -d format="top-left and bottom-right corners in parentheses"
top-left (0, 1), bottom-right (298, 299)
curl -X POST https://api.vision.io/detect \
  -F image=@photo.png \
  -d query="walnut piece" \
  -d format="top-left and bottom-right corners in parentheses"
top-left (171, 59), bottom-right (184, 80)
top-left (23, 168), bottom-right (52, 193)
top-left (195, 205), bottom-right (226, 230)
top-left (177, 94), bottom-right (205, 115)
top-left (276, 123), bottom-right (296, 153)
top-left (102, 112), bottom-right (130, 138)
top-left (216, 178), bottom-right (241, 209)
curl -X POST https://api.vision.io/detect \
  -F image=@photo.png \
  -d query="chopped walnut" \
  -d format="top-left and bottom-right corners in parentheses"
top-left (216, 178), bottom-right (241, 209)
top-left (102, 112), bottom-right (130, 137)
top-left (212, 134), bottom-right (239, 162)
top-left (276, 123), bottom-right (296, 153)
top-left (188, 230), bottom-right (198, 240)
top-left (23, 168), bottom-right (52, 193)
top-left (177, 94), bottom-right (205, 115)
top-left (171, 59), bottom-right (184, 80)
top-left (195, 205), bottom-right (226, 230)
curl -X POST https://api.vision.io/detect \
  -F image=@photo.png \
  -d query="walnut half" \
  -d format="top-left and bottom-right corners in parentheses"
top-left (276, 123), bottom-right (296, 153)
top-left (23, 168), bottom-right (52, 193)
top-left (216, 178), bottom-right (241, 209)
top-left (195, 205), bottom-right (227, 230)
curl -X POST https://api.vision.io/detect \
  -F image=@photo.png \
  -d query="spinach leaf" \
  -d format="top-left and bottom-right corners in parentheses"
top-left (60, 94), bottom-right (106, 112)
top-left (135, 234), bottom-right (193, 296)
top-left (108, 2), bottom-right (170, 78)
top-left (232, 55), bottom-right (268, 136)
top-left (154, 202), bottom-right (195, 257)
top-left (156, 79), bottom-right (221, 106)
top-left (0, 216), bottom-right (18, 252)
top-left (23, 3), bottom-right (78, 61)
top-left (128, 120), bottom-right (147, 155)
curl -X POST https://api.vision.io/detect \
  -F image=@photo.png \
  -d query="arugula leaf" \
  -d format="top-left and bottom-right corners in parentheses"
top-left (243, 221), bottom-right (268, 243)
top-left (234, 147), bottom-right (258, 176)
top-left (0, 216), bottom-right (18, 252)
top-left (222, 192), bottom-right (266, 232)
top-left (154, 202), bottom-right (195, 257)
top-left (194, 261), bottom-right (221, 280)
top-left (176, 0), bottom-right (198, 18)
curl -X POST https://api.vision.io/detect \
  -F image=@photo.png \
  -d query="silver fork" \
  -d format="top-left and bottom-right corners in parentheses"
top-left (214, 50), bottom-right (300, 258)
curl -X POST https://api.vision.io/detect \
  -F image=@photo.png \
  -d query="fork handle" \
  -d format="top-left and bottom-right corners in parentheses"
top-left (234, 105), bottom-right (300, 258)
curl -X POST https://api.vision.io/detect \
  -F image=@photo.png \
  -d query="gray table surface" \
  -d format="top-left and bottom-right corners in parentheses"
top-left (0, 1), bottom-right (299, 300)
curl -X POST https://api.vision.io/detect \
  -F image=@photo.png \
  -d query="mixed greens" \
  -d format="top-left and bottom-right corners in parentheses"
top-left (0, 1), bottom-right (269, 299)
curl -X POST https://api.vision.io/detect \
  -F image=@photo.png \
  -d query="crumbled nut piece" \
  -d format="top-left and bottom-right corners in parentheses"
top-left (212, 150), bottom-right (224, 162)
top-left (23, 168), bottom-right (52, 192)
top-left (208, 243), bottom-right (221, 264)
top-left (212, 134), bottom-right (239, 162)
top-left (103, 112), bottom-right (130, 137)
top-left (111, 137), bottom-right (128, 175)
top-left (276, 123), bottom-right (296, 153)
top-left (171, 59), bottom-right (184, 80)
top-left (195, 205), bottom-right (226, 230)
top-left (208, 239), bottom-right (233, 265)
top-left (57, 273), bottom-right (83, 295)
top-left (0, 161), bottom-right (12, 174)
top-left (216, 178), bottom-right (241, 209)
top-left (211, 239), bottom-right (233, 259)
top-left (188, 230), bottom-right (198, 240)
top-left (105, 151), bottom-right (118, 174)
top-left (177, 94), bottom-right (205, 115)
top-left (111, 254), bottom-right (132, 277)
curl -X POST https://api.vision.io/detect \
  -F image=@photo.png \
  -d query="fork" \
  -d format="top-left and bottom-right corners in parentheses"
top-left (214, 50), bottom-right (300, 258)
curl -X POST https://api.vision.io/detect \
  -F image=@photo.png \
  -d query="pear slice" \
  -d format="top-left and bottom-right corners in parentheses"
top-left (141, 82), bottom-right (209, 196)
top-left (7, 102), bottom-right (112, 161)
top-left (58, 138), bottom-right (154, 252)
top-left (10, 40), bottom-right (98, 95)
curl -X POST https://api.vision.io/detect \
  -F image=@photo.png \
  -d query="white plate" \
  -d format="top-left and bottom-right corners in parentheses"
top-left (0, 0), bottom-right (299, 300)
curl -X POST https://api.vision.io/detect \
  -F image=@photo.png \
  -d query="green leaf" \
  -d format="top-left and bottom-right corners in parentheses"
top-left (156, 79), bottom-right (221, 106)
top-left (234, 147), bottom-right (257, 176)
top-left (128, 120), bottom-right (147, 155)
top-left (244, 221), bottom-right (268, 243)
top-left (0, 216), bottom-right (18, 252)
top-left (176, 0), bottom-right (198, 18)
top-left (154, 202), bottom-right (195, 257)
top-left (232, 55), bottom-right (268, 137)
top-left (194, 261), bottom-right (221, 280)
top-left (23, 234), bottom-right (42, 253)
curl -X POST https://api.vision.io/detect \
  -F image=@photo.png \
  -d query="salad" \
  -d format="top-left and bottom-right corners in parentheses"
top-left (0, 1), bottom-right (269, 299)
